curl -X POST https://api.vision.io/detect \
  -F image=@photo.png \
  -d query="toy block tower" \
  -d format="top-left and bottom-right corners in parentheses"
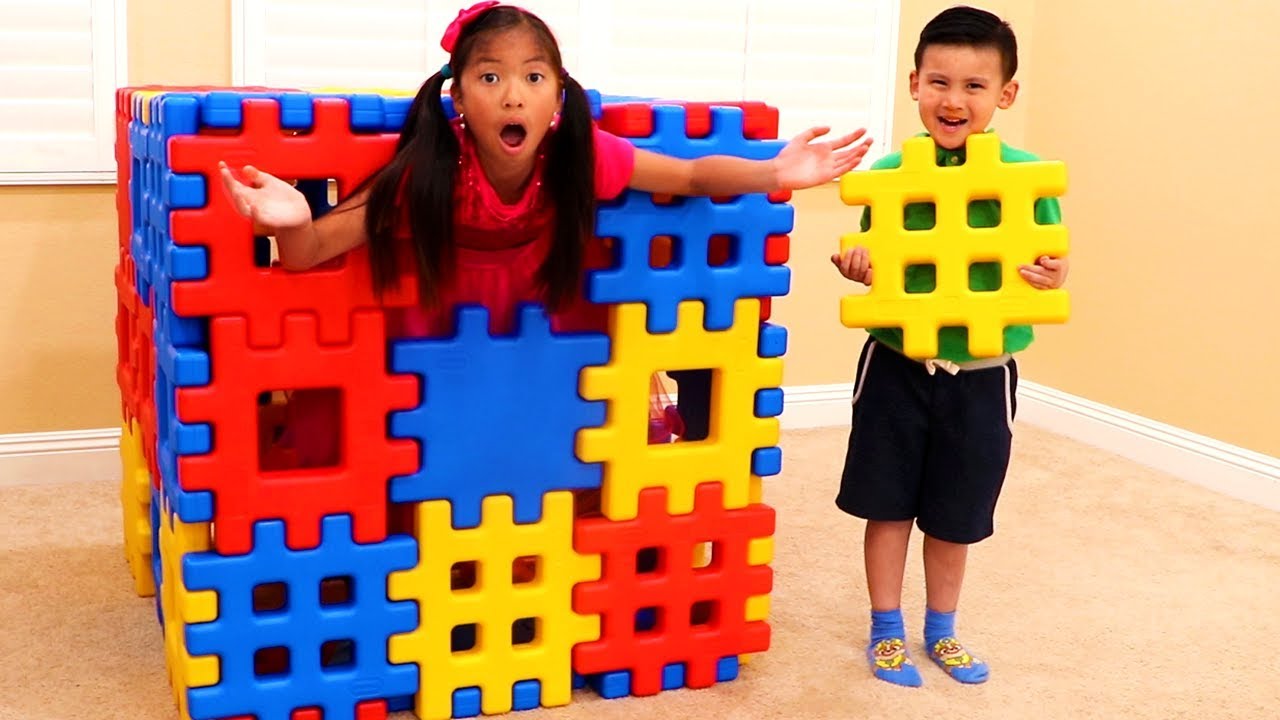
top-left (115, 86), bottom-right (790, 720)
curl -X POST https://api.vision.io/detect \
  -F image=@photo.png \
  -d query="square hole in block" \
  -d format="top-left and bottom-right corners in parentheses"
top-left (649, 235), bottom-right (679, 269)
top-left (512, 556), bottom-right (539, 585)
top-left (252, 582), bottom-right (288, 614)
top-left (512, 618), bottom-right (539, 646)
top-left (690, 600), bottom-right (717, 627)
top-left (254, 646), bottom-right (290, 678)
top-left (707, 234), bottom-right (736, 267)
top-left (573, 488), bottom-right (602, 517)
top-left (969, 261), bottom-right (1002, 292)
top-left (451, 561), bottom-right (478, 591)
top-left (903, 202), bottom-right (937, 231)
top-left (258, 388), bottom-right (343, 472)
top-left (253, 235), bottom-right (279, 269)
top-left (295, 178), bottom-right (339, 219)
top-left (663, 368), bottom-right (714, 442)
top-left (693, 542), bottom-right (717, 569)
top-left (967, 198), bottom-right (1002, 228)
top-left (904, 264), bottom-right (938, 294)
top-left (451, 624), bottom-right (479, 653)
top-left (635, 607), bottom-right (662, 635)
top-left (320, 639), bottom-right (355, 670)
top-left (637, 547), bottom-right (662, 575)
top-left (320, 576), bottom-right (353, 606)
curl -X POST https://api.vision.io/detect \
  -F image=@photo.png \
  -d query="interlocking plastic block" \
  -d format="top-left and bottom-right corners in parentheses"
top-left (291, 699), bottom-right (388, 720)
top-left (175, 311), bottom-right (418, 554)
top-left (388, 305), bottom-right (608, 528)
top-left (183, 515), bottom-right (419, 720)
top-left (388, 492), bottom-right (600, 720)
top-left (573, 483), bottom-right (775, 696)
top-left (838, 132), bottom-right (1070, 358)
top-left (591, 192), bottom-right (793, 333)
top-left (167, 97), bottom-right (419, 348)
top-left (120, 419), bottom-right (156, 597)
top-left (578, 300), bottom-right (782, 520)
top-left (599, 101), bottom-right (779, 142)
top-left (157, 500), bottom-right (219, 720)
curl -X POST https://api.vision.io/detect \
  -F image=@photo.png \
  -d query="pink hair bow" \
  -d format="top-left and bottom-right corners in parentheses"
top-left (441, 1), bottom-right (503, 53)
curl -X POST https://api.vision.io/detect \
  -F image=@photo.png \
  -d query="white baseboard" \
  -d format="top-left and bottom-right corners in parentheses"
top-left (0, 428), bottom-right (122, 488)
top-left (3, 384), bottom-right (1277, 511)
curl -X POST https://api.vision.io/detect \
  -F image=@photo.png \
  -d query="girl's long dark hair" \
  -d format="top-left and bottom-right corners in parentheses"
top-left (362, 6), bottom-right (597, 311)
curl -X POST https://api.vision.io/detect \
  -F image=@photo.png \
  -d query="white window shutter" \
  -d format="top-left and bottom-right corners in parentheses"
top-left (0, 0), bottom-right (126, 184)
top-left (235, 0), bottom-right (898, 148)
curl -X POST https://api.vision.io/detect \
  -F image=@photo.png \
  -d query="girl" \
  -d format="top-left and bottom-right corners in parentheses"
top-left (221, 2), bottom-right (871, 331)
top-left (223, 2), bottom-right (872, 467)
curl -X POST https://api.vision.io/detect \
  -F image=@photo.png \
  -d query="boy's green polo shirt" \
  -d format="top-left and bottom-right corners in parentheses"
top-left (858, 133), bottom-right (1063, 363)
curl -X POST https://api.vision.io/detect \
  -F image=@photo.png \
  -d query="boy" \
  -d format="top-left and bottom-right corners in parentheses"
top-left (830, 6), bottom-right (1069, 686)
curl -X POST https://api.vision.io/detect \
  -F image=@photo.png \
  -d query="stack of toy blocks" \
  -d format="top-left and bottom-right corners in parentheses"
top-left (114, 86), bottom-right (792, 720)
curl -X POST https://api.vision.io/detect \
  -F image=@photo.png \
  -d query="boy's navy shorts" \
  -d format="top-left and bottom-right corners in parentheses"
top-left (835, 338), bottom-right (1018, 544)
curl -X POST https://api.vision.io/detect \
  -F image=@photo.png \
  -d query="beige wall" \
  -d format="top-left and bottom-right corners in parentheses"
top-left (0, 0), bottom-right (230, 433)
top-left (4, 0), bottom-right (1277, 458)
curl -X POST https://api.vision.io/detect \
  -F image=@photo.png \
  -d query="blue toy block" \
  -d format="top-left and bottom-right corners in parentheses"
top-left (750, 447), bottom-right (783, 478)
top-left (754, 388), bottom-right (785, 418)
top-left (588, 670), bottom-right (631, 700)
top-left (387, 695), bottom-right (413, 713)
top-left (184, 515), bottom-right (420, 720)
top-left (452, 687), bottom-right (481, 718)
top-left (661, 663), bottom-right (685, 691)
top-left (388, 305), bottom-right (609, 528)
top-left (157, 438), bottom-right (213, 524)
top-left (571, 672), bottom-right (586, 690)
top-left (591, 192), bottom-right (793, 333)
top-left (512, 680), bottom-right (541, 711)
top-left (150, 486), bottom-right (165, 627)
top-left (623, 105), bottom-right (785, 161)
top-left (296, 179), bottom-right (335, 220)
top-left (716, 656), bottom-right (740, 682)
top-left (758, 323), bottom-right (788, 358)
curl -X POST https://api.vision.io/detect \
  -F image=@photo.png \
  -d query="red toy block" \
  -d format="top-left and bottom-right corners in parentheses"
top-left (290, 700), bottom-right (387, 720)
top-left (764, 234), bottom-right (790, 266)
top-left (176, 311), bottom-right (419, 555)
top-left (168, 98), bottom-right (419, 348)
top-left (599, 101), bottom-right (780, 141)
top-left (572, 482), bottom-right (775, 695)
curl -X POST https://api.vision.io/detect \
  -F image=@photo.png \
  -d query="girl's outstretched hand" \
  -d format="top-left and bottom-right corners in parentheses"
top-left (774, 127), bottom-right (873, 190)
top-left (218, 161), bottom-right (312, 234)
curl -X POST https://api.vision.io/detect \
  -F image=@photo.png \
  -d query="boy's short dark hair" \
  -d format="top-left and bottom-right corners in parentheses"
top-left (914, 6), bottom-right (1018, 82)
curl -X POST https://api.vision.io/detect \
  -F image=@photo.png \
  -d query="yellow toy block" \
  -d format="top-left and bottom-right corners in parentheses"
top-left (578, 299), bottom-right (782, 520)
top-left (388, 492), bottom-right (600, 720)
top-left (839, 132), bottom-right (1069, 358)
top-left (119, 419), bottom-right (155, 597)
top-left (157, 500), bottom-right (219, 720)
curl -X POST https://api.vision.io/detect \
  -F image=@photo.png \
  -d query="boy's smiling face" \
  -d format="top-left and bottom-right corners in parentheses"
top-left (911, 44), bottom-right (1018, 150)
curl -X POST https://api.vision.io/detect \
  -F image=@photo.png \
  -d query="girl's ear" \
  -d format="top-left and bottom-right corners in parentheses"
top-left (450, 83), bottom-right (463, 116)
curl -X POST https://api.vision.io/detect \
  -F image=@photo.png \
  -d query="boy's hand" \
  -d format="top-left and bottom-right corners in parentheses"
top-left (831, 246), bottom-right (873, 285)
top-left (1018, 255), bottom-right (1069, 289)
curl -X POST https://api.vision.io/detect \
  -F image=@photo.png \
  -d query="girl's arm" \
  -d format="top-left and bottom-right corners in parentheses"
top-left (628, 127), bottom-right (872, 197)
top-left (218, 162), bottom-right (370, 270)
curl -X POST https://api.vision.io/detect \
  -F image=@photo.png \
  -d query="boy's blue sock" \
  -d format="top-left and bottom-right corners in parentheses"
top-left (867, 609), bottom-right (922, 687)
top-left (924, 608), bottom-right (989, 684)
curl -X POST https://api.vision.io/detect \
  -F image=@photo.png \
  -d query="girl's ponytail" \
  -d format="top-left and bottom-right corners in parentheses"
top-left (365, 71), bottom-right (458, 307)
top-left (540, 72), bottom-right (597, 310)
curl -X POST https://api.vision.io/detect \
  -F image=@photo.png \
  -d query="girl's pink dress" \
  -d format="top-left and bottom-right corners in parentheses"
top-left (275, 120), bottom-right (638, 468)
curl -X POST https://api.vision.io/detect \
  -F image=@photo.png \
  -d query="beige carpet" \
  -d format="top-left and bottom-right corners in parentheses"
top-left (2, 424), bottom-right (1278, 720)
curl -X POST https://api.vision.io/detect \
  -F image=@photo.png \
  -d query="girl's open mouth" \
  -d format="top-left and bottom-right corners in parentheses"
top-left (500, 122), bottom-right (528, 149)
top-left (939, 117), bottom-right (967, 129)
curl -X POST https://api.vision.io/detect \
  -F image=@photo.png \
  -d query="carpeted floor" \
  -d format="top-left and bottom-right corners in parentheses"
top-left (2, 423), bottom-right (1277, 720)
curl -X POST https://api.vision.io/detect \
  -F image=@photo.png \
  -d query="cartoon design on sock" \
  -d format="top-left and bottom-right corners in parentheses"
top-left (931, 637), bottom-right (977, 670)
top-left (871, 638), bottom-right (913, 670)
